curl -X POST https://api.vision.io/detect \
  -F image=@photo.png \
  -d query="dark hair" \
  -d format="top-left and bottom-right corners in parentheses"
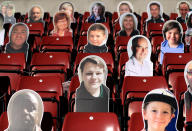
top-left (179, 2), bottom-right (190, 10)
top-left (187, 13), bottom-right (192, 28)
top-left (163, 21), bottom-right (182, 43)
top-left (54, 12), bottom-right (70, 29)
top-left (59, 2), bottom-right (74, 12)
top-left (149, 2), bottom-right (160, 9)
top-left (119, 3), bottom-right (132, 13)
top-left (131, 36), bottom-right (146, 57)
top-left (0, 13), bottom-right (4, 23)
top-left (88, 23), bottom-right (107, 36)
top-left (91, 2), bottom-right (105, 16)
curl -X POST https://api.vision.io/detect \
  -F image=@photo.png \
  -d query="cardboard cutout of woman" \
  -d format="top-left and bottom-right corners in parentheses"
top-left (51, 11), bottom-right (72, 37)
top-left (125, 35), bottom-right (153, 76)
top-left (116, 1), bottom-right (141, 31)
top-left (75, 55), bottom-right (109, 112)
top-left (5, 89), bottom-right (44, 131)
top-left (87, 2), bottom-right (106, 23)
top-left (83, 23), bottom-right (108, 53)
top-left (142, 88), bottom-right (178, 131)
top-left (118, 12), bottom-right (139, 37)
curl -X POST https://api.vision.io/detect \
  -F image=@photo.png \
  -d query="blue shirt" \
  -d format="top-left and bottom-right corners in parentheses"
top-left (160, 40), bottom-right (184, 64)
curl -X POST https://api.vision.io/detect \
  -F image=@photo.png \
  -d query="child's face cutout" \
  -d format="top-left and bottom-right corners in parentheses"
top-left (165, 28), bottom-right (180, 45)
top-left (119, 4), bottom-right (130, 16)
top-left (150, 4), bottom-right (160, 18)
top-left (93, 5), bottom-right (102, 17)
top-left (123, 16), bottom-right (134, 30)
top-left (82, 62), bottom-right (104, 90)
top-left (88, 30), bottom-right (106, 46)
top-left (143, 101), bottom-right (174, 131)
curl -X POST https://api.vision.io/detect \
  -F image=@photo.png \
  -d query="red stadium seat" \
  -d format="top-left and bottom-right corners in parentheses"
top-left (82, 12), bottom-right (90, 23)
top-left (113, 22), bottom-right (121, 37)
top-left (121, 76), bottom-right (168, 105)
top-left (170, 13), bottom-right (178, 20)
top-left (180, 23), bottom-right (187, 32)
top-left (147, 23), bottom-right (164, 38)
top-left (30, 52), bottom-right (70, 82)
top-left (0, 53), bottom-right (26, 90)
top-left (62, 112), bottom-right (120, 131)
top-left (151, 35), bottom-right (164, 54)
top-left (128, 112), bottom-right (144, 131)
top-left (118, 52), bottom-right (129, 78)
top-left (18, 76), bottom-right (63, 131)
top-left (114, 36), bottom-right (130, 57)
top-left (0, 112), bottom-right (8, 131)
top-left (162, 53), bottom-right (192, 77)
top-left (25, 22), bottom-right (44, 36)
top-left (112, 12), bottom-right (118, 24)
top-left (76, 36), bottom-right (87, 52)
top-left (40, 36), bottom-right (73, 53)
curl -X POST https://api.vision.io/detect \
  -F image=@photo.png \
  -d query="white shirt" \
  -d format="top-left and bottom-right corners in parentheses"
top-left (125, 56), bottom-right (153, 76)
top-left (0, 29), bottom-right (5, 46)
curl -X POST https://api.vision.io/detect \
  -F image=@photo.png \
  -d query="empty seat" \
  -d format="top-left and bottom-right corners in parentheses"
top-left (128, 112), bottom-right (144, 131)
top-left (162, 53), bottom-right (192, 77)
top-left (114, 36), bottom-right (130, 57)
top-left (25, 22), bottom-right (44, 36)
top-left (151, 35), bottom-right (164, 54)
top-left (0, 53), bottom-right (25, 90)
top-left (170, 13), bottom-right (178, 20)
top-left (0, 112), bottom-right (8, 131)
top-left (76, 36), bottom-right (87, 52)
top-left (40, 36), bottom-right (73, 53)
top-left (62, 112), bottom-right (120, 131)
top-left (146, 22), bottom-right (164, 38)
top-left (30, 52), bottom-right (70, 82)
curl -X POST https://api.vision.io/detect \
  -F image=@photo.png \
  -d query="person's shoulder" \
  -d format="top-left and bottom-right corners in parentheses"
top-left (161, 40), bottom-right (168, 47)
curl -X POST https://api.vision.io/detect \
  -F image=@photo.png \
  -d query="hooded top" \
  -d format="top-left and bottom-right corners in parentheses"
top-left (83, 42), bottom-right (108, 53)
top-left (75, 82), bottom-right (109, 112)
top-left (5, 89), bottom-right (44, 131)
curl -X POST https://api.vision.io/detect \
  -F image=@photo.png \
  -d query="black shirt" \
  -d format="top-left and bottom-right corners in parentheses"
top-left (118, 29), bottom-right (139, 37)
top-left (75, 82), bottom-right (109, 112)
top-left (83, 43), bottom-right (108, 53)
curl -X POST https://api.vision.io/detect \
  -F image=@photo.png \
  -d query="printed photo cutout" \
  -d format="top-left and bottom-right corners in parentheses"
top-left (146, 1), bottom-right (164, 22)
top-left (0, 13), bottom-right (5, 47)
top-left (75, 55), bottom-right (110, 112)
top-left (59, 2), bottom-right (75, 23)
top-left (160, 20), bottom-right (184, 65)
top-left (118, 12), bottom-right (139, 37)
top-left (176, 1), bottom-right (191, 23)
top-left (142, 88), bottom-right (178, 131)
top-left (184, 60), bottom-right (192, 122)
top-left (28, 5), bottom-right (44, 24)
top-left (84, 23), bottom-right (108, 53)
top-left (117, 1), bottom-right (134, 17)
top-left (144, 1), bottom-right (164, 34)
top-left (51, 11), bottom-right (72, 37)
top-left (1, 1), bottom-right (16, 24)
top-left (125, 35), bottom-right (153, 76)
top-left (5, 89), bottom-right (44, 131)
top-left (87, 1), bottom-right (106, 23)
top-left (185, 11), bottom-right (192, 45)
top-left (5, 22), bottom-right (29, 60)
